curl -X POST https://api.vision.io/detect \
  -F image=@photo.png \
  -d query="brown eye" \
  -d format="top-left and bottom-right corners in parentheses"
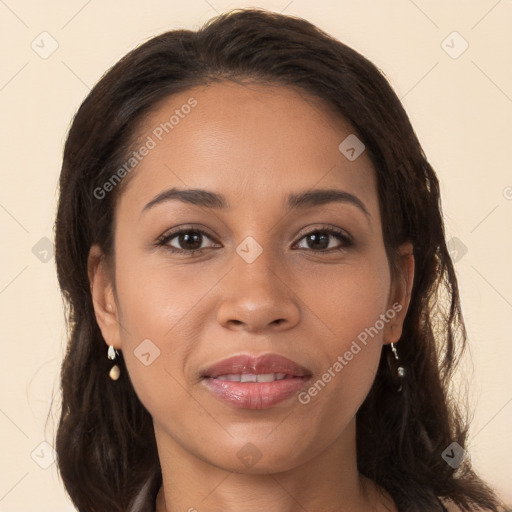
top-left (156, 228), bottom-right (218, 254)
top-left (173, 231), bottom-right (203, 251)
top-left (294, 227), bottom-right (353, 252)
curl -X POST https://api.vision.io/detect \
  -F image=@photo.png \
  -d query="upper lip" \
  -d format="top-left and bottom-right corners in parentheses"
top-left (201, 353), bottom-right (312, 379)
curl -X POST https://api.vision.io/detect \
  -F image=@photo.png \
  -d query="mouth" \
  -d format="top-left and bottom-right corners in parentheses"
top-left (212, 372), bottom-right (299, 382)
top-left (200, 353), bottom-right (312, 409)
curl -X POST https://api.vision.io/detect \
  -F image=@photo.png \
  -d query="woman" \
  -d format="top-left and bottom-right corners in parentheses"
top-left (53, 8), bottom-right (506, 512)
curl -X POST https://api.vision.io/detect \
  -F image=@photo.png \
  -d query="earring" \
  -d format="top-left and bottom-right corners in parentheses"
top-left (387, 342), bottom-right (405, 392)
top-left (108, 344), bottom-right (121, 380)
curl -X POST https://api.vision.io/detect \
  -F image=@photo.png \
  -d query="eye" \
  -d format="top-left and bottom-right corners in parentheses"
top-left (155, 227), bottom-right (219, 255)
top-left (293, 226), bottom-right (353, 252)
top-left (155, 224), bottom-right (353, 256)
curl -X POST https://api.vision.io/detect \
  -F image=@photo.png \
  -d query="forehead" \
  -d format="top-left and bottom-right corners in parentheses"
top-left (117, 81), bottom-right (379, 220)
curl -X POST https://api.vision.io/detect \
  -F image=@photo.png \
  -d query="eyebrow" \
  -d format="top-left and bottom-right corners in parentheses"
top-left (140, 187), bottom-right (371, 220)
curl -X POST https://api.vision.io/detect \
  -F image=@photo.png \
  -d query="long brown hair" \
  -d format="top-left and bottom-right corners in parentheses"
top-left (53, 8), bottom-right (506, 511)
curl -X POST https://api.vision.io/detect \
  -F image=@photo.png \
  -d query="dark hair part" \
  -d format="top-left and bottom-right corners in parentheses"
top-left (54, 8), bottom-right (505, 512)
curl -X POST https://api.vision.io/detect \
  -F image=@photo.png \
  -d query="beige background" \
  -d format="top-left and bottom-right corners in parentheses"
top-left (1, 0), bottom-right (511, 510)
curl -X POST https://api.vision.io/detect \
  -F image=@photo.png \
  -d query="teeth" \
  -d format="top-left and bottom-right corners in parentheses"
top-left (256, 373), bottom-right (274, 383)
top-left (214, 373), bottom-right (290, 382)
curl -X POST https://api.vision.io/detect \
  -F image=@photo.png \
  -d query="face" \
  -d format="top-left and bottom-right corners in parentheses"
top-left (89, 81), bottom-right (413, 474)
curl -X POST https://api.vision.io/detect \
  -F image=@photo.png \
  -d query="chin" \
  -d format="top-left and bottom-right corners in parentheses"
top-left (201, 438), bottom-right (310, 474)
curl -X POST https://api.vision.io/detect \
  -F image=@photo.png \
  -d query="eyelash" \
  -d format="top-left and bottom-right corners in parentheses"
top-left (155, 225), bottom-right (353, 256)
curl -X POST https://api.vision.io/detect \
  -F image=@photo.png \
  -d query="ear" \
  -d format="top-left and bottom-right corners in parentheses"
top-left (87, 243), bottom-right (122, 350)
top-left (383, 241), bottom-right (415, 345)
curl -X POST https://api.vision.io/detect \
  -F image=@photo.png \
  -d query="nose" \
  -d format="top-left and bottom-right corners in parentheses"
top-left (215, 244), bottom-right (300, 333)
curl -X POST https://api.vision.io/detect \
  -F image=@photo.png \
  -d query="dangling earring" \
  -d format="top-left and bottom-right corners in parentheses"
top-left (387, 342), bottom-right (405, 392)
top-left (108, 344), bottom-right (121, 380)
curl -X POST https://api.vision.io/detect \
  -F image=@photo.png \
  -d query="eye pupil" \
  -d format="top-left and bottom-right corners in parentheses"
top-left (180, 232), bottom-right (202, 250)
top-left (307, 233), bottom-right (329, 250)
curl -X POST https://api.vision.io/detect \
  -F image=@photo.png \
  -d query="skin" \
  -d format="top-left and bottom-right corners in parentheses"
top-left (88, 81), bottom-right (414, 512)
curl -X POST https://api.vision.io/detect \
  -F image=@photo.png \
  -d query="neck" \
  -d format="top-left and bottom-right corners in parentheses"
top-left (153, 418), bottom-right (396, 512)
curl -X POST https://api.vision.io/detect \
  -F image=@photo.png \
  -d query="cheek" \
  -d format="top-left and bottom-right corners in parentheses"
top-left (111, 252), bottom-right (200, 409)
top-left (295, 255), bottom-right (389, 406)
top-left (114, 246), bottom-right (214, 341)
top-left (296, 254), bottom-right (391, 344)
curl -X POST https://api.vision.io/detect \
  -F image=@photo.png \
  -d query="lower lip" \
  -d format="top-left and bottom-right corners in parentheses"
top-left (203, 376), bottom-right (310, 409)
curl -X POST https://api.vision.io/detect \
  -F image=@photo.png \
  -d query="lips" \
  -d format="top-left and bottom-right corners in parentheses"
top-left (201, 353), bottom-right (311, 379)
top-left (200, 354), bottom-right (312, 409)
